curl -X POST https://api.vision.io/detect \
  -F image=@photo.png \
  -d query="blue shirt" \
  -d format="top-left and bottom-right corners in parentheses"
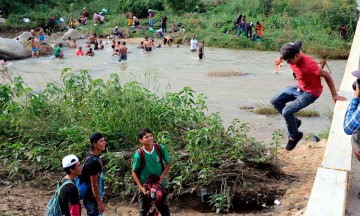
top-left (344, 97), bottom-right (360, 135)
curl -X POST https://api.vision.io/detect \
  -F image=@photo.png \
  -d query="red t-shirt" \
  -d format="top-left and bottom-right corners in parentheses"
top-left (76, 49), bottom-right (84, 56)
top-left (290, 52), bottom-right (322, 97)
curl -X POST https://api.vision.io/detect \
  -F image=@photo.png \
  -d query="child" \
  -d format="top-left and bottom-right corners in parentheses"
top-left (198, 41), bottom-right (205, 59)
top-left (118, 41), bottom-right (128, 62)
top-left (86, 48), bottom-right (95, 56)
top-left (76, 47), bottom-right (84, 56)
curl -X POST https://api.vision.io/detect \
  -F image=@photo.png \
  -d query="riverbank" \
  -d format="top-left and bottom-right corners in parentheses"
top-left (1, 0), bottom-right (358, 58)
top-left (0, 140), bottom-right (325, 215)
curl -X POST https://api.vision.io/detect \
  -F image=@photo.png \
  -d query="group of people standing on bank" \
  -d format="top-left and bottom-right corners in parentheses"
top-left (235, 14), bottom-right (262, 41)
top-left (49, 129), bottom-right (171, 216)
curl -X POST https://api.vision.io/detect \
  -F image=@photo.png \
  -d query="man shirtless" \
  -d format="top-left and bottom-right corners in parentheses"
top-left (38, 26), bottom-right (45, 44)
top-left (143, 37), bottom-right (155, 52)
top-left (30, 37), bottom-right (40, 58)
top-left (163, 36), bottom-right (173, 47)
top-left (88, 35), bottom-right (97, 44)
top-left (118, 41), bottom-right (128, 62)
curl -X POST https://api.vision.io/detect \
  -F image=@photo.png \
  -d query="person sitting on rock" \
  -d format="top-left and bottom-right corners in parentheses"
top-left (113, 26), bottom-right (123, 38)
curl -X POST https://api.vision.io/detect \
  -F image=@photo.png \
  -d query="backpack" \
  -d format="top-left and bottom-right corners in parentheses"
top-left (131, 143), bottom-right (164, 181)
top-left (75, 155), bottom-right (102, 199)
top-left (46, 178), bottom-right (74, 216)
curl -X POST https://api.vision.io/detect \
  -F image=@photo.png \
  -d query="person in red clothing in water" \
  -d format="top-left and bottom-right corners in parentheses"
top-left (271, 40), bottom-right (346, 151)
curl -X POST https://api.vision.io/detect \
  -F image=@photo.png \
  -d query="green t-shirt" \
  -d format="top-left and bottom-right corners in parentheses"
top-left (54, 46), bottom-right (61, 56)
top-left (132, 144), bottom-right (171, 186)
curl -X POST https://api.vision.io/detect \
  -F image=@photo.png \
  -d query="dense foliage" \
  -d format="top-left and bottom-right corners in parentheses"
top-left (1, 0), bottom-right (358, 58)
top-left (0, 69), bottom-right (276, 211)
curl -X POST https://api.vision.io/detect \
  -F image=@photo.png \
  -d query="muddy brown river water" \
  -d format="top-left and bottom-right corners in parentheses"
top-left (2, 38), bottom-right (347, 144)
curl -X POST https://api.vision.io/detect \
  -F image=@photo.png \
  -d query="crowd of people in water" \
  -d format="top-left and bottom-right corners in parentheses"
top-left (1, 5), bottom-right (212, 63)
top-left (17, 17), bottom-right (207, 62)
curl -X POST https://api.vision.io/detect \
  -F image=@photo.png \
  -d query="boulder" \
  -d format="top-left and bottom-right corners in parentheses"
top-left (61, 29), bottom-right (82, 40)
top-left (0, 38), bottom-right (31, 60)
top-left (0, 18), bottom-right (6, 24)
top-left (15, 32), bottom-right (34, 42)
top-left (52, 41), bottom-right (70, 49)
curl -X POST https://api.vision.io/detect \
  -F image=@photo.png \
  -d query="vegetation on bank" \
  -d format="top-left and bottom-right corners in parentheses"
top-left (1, 0), bottom-right (358, 58)
top-left (0, 68), bottom-right (285, 212)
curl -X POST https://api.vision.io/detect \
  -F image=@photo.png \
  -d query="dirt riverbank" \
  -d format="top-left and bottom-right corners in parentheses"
top-left (0, 140), bottom-right (325, 216)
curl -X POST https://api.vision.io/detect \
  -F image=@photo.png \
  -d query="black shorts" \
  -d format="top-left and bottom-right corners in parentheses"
top-left (199, 53), bottom-right (203, 59)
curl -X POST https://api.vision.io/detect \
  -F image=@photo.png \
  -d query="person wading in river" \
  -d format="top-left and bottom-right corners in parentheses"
top-left (30, 37), bottom-right (40, 58)
top-left (198, 41), bottom-right (205, 59)
top-left (144, 37), bottom-right (155, 52)
top-left (272, 40), bottom-right (346, 151)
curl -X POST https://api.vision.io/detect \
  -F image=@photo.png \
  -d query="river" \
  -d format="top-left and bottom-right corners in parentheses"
top-left (2, 37), bottom-right (347, 144)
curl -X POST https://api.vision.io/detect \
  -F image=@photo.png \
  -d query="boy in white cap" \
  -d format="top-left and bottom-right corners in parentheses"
top-left (59, 154), bottom-right (82, 216)
top-left (272, 40), bottom-right (346, 151)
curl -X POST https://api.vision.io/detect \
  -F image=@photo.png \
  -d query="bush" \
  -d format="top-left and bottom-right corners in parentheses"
top-left (0, 69), bottom-right (272, 208)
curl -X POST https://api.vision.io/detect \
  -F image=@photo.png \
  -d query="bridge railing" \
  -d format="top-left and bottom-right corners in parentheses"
top-left (305, 18), bottom-right (360, 216)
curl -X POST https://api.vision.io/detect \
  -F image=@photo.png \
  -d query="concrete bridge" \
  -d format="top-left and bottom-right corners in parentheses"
top-left (305, 15), bottom-right (360, 216)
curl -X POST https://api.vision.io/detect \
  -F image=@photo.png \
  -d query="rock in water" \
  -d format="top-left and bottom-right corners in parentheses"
top-left (0, 38), bottom-right (31, 60)
top-left (14, 32), bottom-right (34, 42)
top-left (61, 29), bottom-right (82, 40)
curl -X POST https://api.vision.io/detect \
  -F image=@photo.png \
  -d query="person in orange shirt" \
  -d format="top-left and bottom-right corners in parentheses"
top-left (256, 21), bottom-right (263, 37)
top-left (76, 47), bottom-right (84, 56)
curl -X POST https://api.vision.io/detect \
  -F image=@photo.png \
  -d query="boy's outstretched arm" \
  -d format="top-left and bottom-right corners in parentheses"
top-left (319, 69), bottom-right (346, 102)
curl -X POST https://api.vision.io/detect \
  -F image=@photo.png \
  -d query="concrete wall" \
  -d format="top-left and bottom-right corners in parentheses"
top-left (305, 18), bottom-right (360, 216)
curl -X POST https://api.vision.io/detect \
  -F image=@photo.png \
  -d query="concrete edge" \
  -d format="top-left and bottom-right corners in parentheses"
top-left (305, 17), bottom-right (360, 216)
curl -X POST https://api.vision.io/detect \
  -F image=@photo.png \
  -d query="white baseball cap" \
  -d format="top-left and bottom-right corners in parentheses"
top-left (62, 154), bottom-right (79, 168)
